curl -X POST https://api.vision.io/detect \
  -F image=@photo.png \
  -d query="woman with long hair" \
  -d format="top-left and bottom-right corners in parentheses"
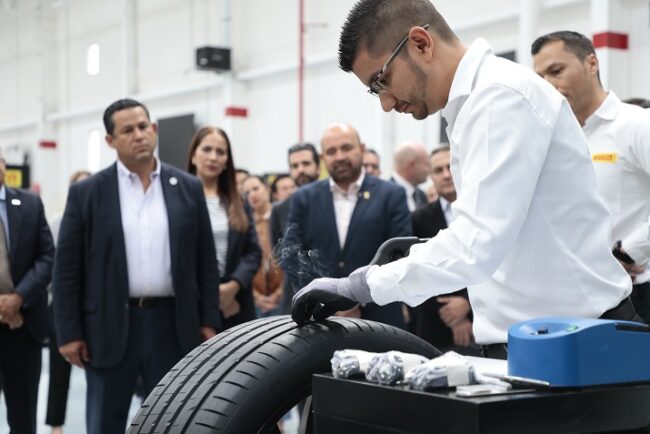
top-left (242, 175), bottom-right (283, 316)
top-left (187, 126), bottom-right (261, 329)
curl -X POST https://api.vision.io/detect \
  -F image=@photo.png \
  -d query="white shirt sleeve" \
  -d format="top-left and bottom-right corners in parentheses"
top-left (367, 84), bottom-right (554, 306)
top-left (621, 113), bottom-right (650, 266)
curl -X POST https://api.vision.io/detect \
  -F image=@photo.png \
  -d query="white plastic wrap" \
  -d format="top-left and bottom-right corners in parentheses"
top-left (365, 351), bottom-right (429, 385)
top-left (331, 349), bottom-right (377, 378)
top-left (405, 351), bottom-right (478, 390)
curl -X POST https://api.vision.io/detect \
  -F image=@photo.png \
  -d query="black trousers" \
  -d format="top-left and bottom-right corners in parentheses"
top-left (46, 303), bottom-right (72, 427)
top-left (482, 297), bottom-right (643, 360)
top-left (0, 324), bottom-right (42, 434)
top-left (85, 303), bottom-right (184, 434)
top-left (630, 282), bottom-right (650, 325)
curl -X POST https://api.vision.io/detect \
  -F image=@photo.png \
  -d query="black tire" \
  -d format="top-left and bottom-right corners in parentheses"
top-left (128, 315), bottom-right (441, 434)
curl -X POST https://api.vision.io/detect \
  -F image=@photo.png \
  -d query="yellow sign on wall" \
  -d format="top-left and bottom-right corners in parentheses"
top-left (4, 169), bottom-right (23, 188)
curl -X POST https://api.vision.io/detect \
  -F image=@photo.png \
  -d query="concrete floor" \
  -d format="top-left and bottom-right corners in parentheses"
top-left (0, 348), bottom-right (299, 433)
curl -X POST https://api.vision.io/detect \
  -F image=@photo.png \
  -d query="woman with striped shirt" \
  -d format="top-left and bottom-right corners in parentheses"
top-left (187, 126), bottom-right (261, 330)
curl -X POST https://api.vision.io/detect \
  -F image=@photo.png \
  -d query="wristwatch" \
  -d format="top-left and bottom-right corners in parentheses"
top-left (612, 240), bottom-right (635, 265)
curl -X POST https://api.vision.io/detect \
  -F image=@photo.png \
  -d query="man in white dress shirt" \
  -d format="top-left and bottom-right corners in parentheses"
top-left (532, 31), bottom-right (650, 323)
top-left (292, 0), bottom-right (639, 359)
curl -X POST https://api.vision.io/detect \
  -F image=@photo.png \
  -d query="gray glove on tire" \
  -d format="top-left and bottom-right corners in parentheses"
top-left (291, 266), bottom-right (373, 325)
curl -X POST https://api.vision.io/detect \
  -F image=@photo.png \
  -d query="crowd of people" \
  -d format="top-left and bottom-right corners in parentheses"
top-left (0, 0), bottom-right (649, 432)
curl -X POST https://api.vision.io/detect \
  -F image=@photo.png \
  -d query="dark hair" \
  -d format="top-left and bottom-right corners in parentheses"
top-left (187, 126), bottom-right (249, 233)
top-left (365, 148), bottom-right (380, 157)
top-left (235, 168), bottom-right (250, 176)
top-left (531, 31), bottom-right (595, 61)
top-left (270, 173), bottom-right (292, 195)
top-left (339, 0), bottom-right (456, 72)
top-left (244, 174), bottom-right (268, 187)
top-left (103, 98), bottom-right (151, 136)
top-left (624, 98), bottom-right (650, 109)
top-left (287, 142), bottom-right (320, 167)
top-left (431, 145), bottom-right (450, 157)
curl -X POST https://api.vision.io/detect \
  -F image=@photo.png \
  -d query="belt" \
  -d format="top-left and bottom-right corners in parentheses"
top-left (128, 297), bottom-right (175, 308)
top-left (480, 343), bottom-right (508, 360)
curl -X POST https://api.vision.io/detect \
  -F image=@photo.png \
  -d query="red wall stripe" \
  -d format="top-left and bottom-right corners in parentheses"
top-left (593, 32), bottom-right (628, 50)
top-left (225, 106), bottom-right (249, 118)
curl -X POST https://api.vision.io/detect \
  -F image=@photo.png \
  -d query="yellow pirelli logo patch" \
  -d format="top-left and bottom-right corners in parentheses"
top-left (592, 153), bottom-right (618, 163)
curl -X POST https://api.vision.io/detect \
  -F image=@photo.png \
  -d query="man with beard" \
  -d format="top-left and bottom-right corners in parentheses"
top-left (271, 143), bottom-right (321, 314)
top-left (292, 0), bottom-right (638, 359)
top-left (284, 123), bottom-right (411, 327)
top-left (270, 143), bottom-right (321, 246)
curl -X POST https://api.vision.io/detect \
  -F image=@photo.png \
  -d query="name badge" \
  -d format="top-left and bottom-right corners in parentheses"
top-left (592, 153), bottom-right (618, 164)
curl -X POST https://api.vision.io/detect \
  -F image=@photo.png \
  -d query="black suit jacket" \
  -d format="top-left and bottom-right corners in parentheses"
top-left (52, 162), bottom-right (220, 368)
top-left (270, 198), bottom-right (294, 315)
top-left (270, 199), bottom-right (290, 247)
top-left (411, 200), bottom-right (470, 350)
top-left (284, 175), bottom-right (412, 328)
top-left (220, 206), bottom-right (261, 329)
top-left (5, 187), bottom-right (54, 343)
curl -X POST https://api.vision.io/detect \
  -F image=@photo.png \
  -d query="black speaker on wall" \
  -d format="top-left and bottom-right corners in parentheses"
top-left (158, 114), bottom-right (195, 170)
top-left (196, 46), bottom-right (231, 71)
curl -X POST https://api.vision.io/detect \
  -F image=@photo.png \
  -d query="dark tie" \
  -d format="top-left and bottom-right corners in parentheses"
top-left (413, 188), bottom-right (428, 209)
top-left (0, 219), bottom-right (13, 294)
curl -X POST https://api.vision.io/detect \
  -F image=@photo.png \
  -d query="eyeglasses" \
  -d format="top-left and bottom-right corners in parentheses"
top-left (368, 24), bottom-right (430, 97)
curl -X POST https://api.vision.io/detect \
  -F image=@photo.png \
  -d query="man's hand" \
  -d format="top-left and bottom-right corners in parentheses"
top-left (200, 326), bottom-right (217, 341)
top-left (0, 293), bottom-right (23, 317)
top-left (451, 318), bottom-right (474, 347)
top-left (618, 260), bottom-right (645, 282)
top-left (438, 296), bottom-right (470, 326)
top-left (219, 280), bottom-right (240, 307)
top-left (221, 300), bottom-right (241, 319)
top-left (59, 340), bottom-right (90, 368)
top-left (254, 290), bottom-right (281, 313)
top-left (4, 312), bottom-right (24, 329)
top-left (291, 266), bottom-right (373, 325)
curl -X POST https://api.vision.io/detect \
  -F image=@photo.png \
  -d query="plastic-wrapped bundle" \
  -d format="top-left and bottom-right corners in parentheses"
top-left (405, 351), bottom-right (477, 390)
top-left (365, 351), bottom-right (429, 385)
top-left (331, 349), bottom-right (377, 378)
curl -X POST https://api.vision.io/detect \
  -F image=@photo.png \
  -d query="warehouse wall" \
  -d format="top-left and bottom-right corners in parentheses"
top-left (0, 0), bottom-right (648, 218)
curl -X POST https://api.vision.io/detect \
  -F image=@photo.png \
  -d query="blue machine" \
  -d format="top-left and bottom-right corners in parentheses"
top-left (508, 317), bottom-right (650, 387)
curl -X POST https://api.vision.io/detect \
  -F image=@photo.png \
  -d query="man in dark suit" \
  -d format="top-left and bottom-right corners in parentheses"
top-left (391, 141), bottom-right (430, 212)
top-left (283, 123), bottom-right (411, 328)
top-left (270, 143), bottom-right (320, 314)
top-left (0, 152), bottom-right (54, 434)
top-left (412, 147), bottom-right (475, 352)
top-left (270, 142), bottom-right (321, 247)
top-left (53, 98), bottom-right (220, 434)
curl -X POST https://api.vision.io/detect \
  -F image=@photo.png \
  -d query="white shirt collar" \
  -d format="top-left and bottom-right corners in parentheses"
top-left (587, 91), bottom-right (619, 124)
top-left (329, 169), bottom-right (366, 194)
top-left (392, 172), bottom-right (415, 197)
top-left (0, 185), bottom-right (5, 201)
top-left (116, 157), bottom-right (161, 181)
top-left (439, 196), bottom-right (451, 211)
top-left (443, 38), bottom-right (493, 119)
top-left (441, 39), bottom-right (494, 139)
